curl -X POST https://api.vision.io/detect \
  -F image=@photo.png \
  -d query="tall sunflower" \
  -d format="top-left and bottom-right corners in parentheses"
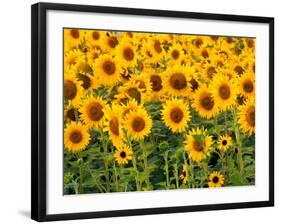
top-left (145, 69), bottom-right (165, 100)
top-left (163, 64), bottom-right (193, 97)
top-left (79, 96), bottom-right (107, 129)
top-left (237, 98), bottom-right (255, 135)
top-left (179, 165), bottom-right (188, 184)
top-left (114, 145), bottom-right (133, 165)
top-left (210, 74), bottom-right (237, 111)
top-left (125, 107), bottom-right (152, 140)
top-left (184, 127), bottom-right (213, 163)
top-left (161, 98), bottom-right (191, 133)
top-left (92, 55), bottom-right (121, 87)
top-left (192, 85), bottom-right (218, 119)
top-left (217, 135), bottom-right (232, 152)
top-left (208, 171), bottom-right (224, 188)
top-left (103, 104), bottom-right (124, 148)
top-left (64, 122), bottom-right (90, 153)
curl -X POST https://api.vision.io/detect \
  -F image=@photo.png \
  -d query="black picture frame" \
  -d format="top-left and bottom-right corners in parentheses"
top-left (31, 2), bottom-right (274, 222)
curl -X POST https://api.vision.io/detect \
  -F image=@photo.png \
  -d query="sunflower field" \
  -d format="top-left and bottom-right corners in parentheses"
top-left (63, 29), bottom-right (255, 194)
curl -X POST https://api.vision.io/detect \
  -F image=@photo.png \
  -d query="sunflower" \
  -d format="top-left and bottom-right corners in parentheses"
top-left (86, 47), bottom-right (102, 66)
top-left (64, 103), bottom-right (78, 122)
top-left (210, 74), bottom-right (237, 111)
top-left (114, 145), bottom-right (133, 165)
top-left (179, 165), bottom-right (188, 184)
top-left (217, 135), bottom-right (232, 152)
top-left (64, 122), bottom-right (90, 153)
top-left (208, 171), bottom-right (224, 188)
top-left (92, 55), bottom-right (121, 87)
top-left (75, 72), bottom-right (96, 91)
top-left (101, 34), bottom-right (119, 53)
top-left (85, 30), bottom-right (104, 49)
top-left (116, 39), bottom-right (138, 68)
top-left (161, 98), bottom-right (191, 133)
top-left (64, 49), bottom-right (85, 70)
top-left (79, 96), bottom-right (107, 129)
top-left (115, 79), bottom-right (144, 104)
top-left (145, 69), bottom-right (165, 100)
top-left (143, 37), bottom-right (164, 62)
top-left (201, 61), bottom-right (218, 81)
top-left (192, 85), bottom-right (218, 119)
top-left (237, 98), bottom-right (255, 135)
top-left (64, 72), bottom-right (83, 107)
top-left (163, 64), bottom-right (193, 97)
top-left (125, 107), bottom-right (152, 140)
top-left (64, 29), bottom-right (84, 50)
top-left (184, 127), bottom-right (213, 163)
top-left (119, 99), bottom-right (140, 119)
top-left (103, 104), bottom-right (124, 148)
top-left (167, 43), bottom-right (185, 66)
top-left (237, 71), bottom-right (255, 99)
top-left (130, 74), bottom-right (152, 101)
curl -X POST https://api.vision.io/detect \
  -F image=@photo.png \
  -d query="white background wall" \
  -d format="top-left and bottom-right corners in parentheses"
top-left (0, 0), bottom-right (279, 223)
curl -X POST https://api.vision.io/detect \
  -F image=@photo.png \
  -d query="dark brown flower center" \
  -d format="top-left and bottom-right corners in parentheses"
top-left (66, 109), bottom-right (76, 121)
top-left (77, 74), bottom-right (91, 89)
top-left (121, 70), bottom-right (131, 81)
top-left (237, 95), bottom-right (246, 105)
top-left (70, 131), bottom-right (82, 143)
top-left (212, 176), bottom-right (219, 183)
top-left (107, 36), bottom-right (119, 48)
top-left (150, 75), bottom-right (163, 92)
top-left (109, 117), bottom-right (119, 136)
top-left (193, 140), bottom-right (204, 152)
top-left (190, 78), bottom-right (199, 92)
top-left (64, 80), bottom-right (77, 100)
top-left (88, 102), bottom-right (104, 121)
top-left (200, 94), bottom-right (214, 110)
top-left (247, 39), bottom-right (254, 48)
top-left (207, 67), bottom-right (216, 79)
top-left (234, 66), bottom-right (244, 75)
top-left (120, 151), bottom-right (126, 158)
top-left (127, 88), bottom-right (141, 103)
top-left (246, 106), bottom-right (255, 127)
top-left (222, 140), bottom-right (227, 146)
top-left (102, 61), bottom-right (116, 75)
top-left (132, 117), bottom-right (145, 132)
top-left (169, 73), bottom-right (187, 90)
top-left (92, 31), bottom-right (100, 40)
top-left (219, 84), bottom-right (231, 99)
top-left (170, 107), bottom-right (184, 123)
top-left (201, 49), bottom-right (209, 58)
top-left (70, 29), bottom-right (79, 39)
top-left (195, 38), bottom-right (203, 48)
top-left (154, 40), bottom-right (162, 53)
top-left (182, 171), bottom-right (186, 177)
top-left (123, 47), bottom-right (134, 61)
top-left (171, 50), bottom-right (180, 59)
top-left (243, 80), bottom-right (254, 93)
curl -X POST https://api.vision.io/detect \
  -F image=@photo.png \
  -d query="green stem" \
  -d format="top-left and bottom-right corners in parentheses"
top-left (164, 151), bottom-right (170, 189)
top-left (232, 109), bottom-right (244, 173)
top-left (113, 161), bottom-right (119, 192)
top-left (175, 158), bottom-right (179, 189)
top-left (100, 129), bottom-right (110, 192)
top-left (224, 111), bottom-right (227, 134)
top-left (79, 163), bottom-right (83, 194)
top-left (140, 141), bottom-right (150, 190)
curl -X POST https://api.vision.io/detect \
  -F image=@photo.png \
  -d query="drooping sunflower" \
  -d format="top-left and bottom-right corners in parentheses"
top-left (92, 55), bottom-right (121, 87)
top-left (217, 135), bottom-right (232, 152)
top-left (116, 39), bottom-right (138, 68)
top-left (163, 64), bottom-right (193, 97)
top-left (79, 96), bottom-right (107, 129)
top-left (125, 107), bottom-right (152, 140)
top-left (64, 103), bottom-right (78, 122)
top-left (210, 74), bottom-right (237, 111)
top-left (237, 98), bottom-right (255, 135)
top-left (192, 85), bottom-right (218, 119)
top-left (114, 145), bottom-right (133, 165)
top-left (208, 171), bottom-right (224, 188)
top-left (237, 71), bottom-right (255, 99)
top-left (179, 165), bottom-right (188, 184)
top-left (103, 104), bottom-right (124, 148)
top-left (64, 122), bottom-right (90, 153)
top-left (184, 127), bottom-right (213, 163)
top-left (115, 79), bottom-right (145, 104)
top-left (161, 98), bottom-right (191, 133)
top-left (119, 99), bottom-right (140, 120)
top-left (64, 72), bottom-right (83, 107)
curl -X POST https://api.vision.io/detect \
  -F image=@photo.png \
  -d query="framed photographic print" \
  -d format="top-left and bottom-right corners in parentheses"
top-left (31, 2), bottom-right (274, 222)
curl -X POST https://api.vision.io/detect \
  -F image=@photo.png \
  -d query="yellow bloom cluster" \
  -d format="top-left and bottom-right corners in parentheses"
top-left (63, 28), bottom-right (255, 190)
